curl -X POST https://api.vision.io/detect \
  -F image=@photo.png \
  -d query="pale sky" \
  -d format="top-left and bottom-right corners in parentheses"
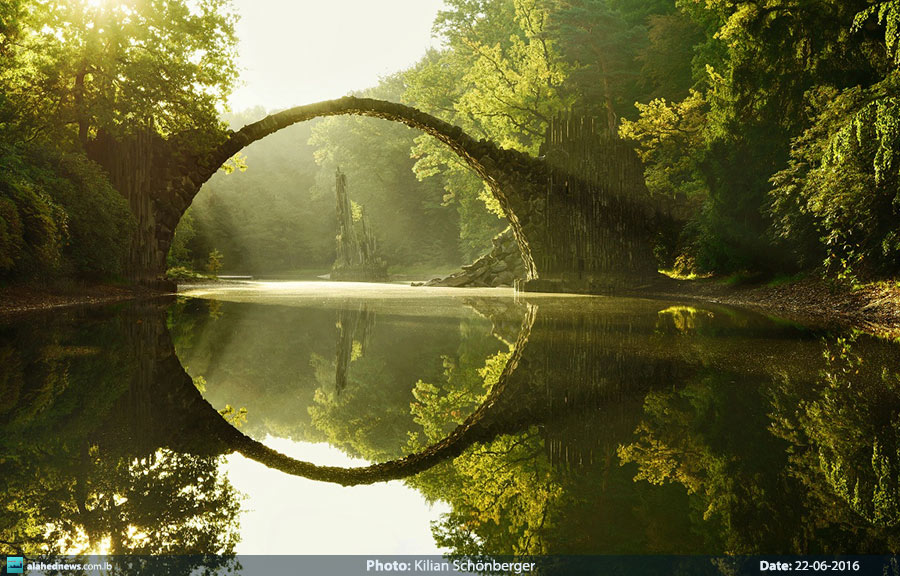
top-left (227, 0), bottom-right (446, 112)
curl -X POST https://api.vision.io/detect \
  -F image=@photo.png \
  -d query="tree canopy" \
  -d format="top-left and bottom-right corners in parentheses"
top-left (1, 0), bottom-right (239, 281)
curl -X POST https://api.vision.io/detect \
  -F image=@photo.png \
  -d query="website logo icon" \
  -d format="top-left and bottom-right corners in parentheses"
top-left (6, 556), bottom-right (24, 574)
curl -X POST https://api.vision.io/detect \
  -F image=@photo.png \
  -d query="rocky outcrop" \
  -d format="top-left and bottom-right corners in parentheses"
top-left (417, 228), bottom-right (526, 288)
top-left (331, 169), bottom-right (388, 281)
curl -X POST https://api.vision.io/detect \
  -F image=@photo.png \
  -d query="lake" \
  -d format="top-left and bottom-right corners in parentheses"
top-left (2, 281), bottom-right (900, 558)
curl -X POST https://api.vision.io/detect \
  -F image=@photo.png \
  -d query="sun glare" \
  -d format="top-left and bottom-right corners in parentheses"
top-left (83, 0), bottom-right (123, 10)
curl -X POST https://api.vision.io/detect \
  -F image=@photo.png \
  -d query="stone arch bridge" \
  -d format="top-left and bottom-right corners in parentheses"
top-left (89, 97), bottom-right (662, 292)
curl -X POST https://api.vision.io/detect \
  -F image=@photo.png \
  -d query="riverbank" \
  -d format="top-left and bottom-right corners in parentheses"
top-left (641, 276), bottom-right (900, 340)
top-left (0, 281), bottom-right (165, 319)
top-left (2, 275), bottom-right (899, 339)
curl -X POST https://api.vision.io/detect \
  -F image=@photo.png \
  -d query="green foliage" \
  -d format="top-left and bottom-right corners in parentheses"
top-left (5, 0), bottom-right (900, 282)
top-left (398, 51), bottom-right (505, 259)
top-left (427, 0), bottom-right (570, 154)
top-left (219, 404), bottom-right (248, 428)
top-left (1, 0), bottom-right (239, 283)
top-left (206, 249), bottom-right (224, 275)
top-left (409, 350), bottom-right (510, 447)
top-left (406, 349), bottom-right (563, 555)
top-left (804, 336), bottom-right (900, 526)
top-left (0, 161), bottom-right (65, 276)
top-left (11, 0), bottom-right (239, 144)
top-left (165, 266), bottom-right (208, 282)
top-left (407, 127), bottom-right (505, 261)
top-left (608, 0), bottom-right (900, 276)
top-left (640, 12), bottom-right (706, 101)
top-left (771, 78), bottom-right (900, 276)
top-left (854, 1), bottom-right (900, 65)
top-left (619, 91), bottom-right (708, 269)
top-left (220, 152), bottom-right (248, 175)
top-left (37, 153), bottom-right (134, 277)
top-left (0, 143), bottom-right (132, 279)
top-left (395, 0), bottom-right (572, 260)
top-left (167, 207), bottom-right (196, 269)
top-left (620, 91), bottom-right (708, 201)
top-left (0, 314), bottom-right (243, 558)
top-left (549, 0), bottom-right (645, 131)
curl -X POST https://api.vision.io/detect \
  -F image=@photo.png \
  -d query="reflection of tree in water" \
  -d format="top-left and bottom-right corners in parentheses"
top-left (618, 335), bottom-right (900, 554)
top-left (168, 294), bottom-right (900, 556)
top-left (401, 302), bottom-right (900, 556)
top-left (88, 449), bottom-right (240, 556)
top-left (280, 298), bottom-right (566, 552)
top-left (308, 305), bottom-right (417, 462)
top-left (334, 305), bottom-right (376, 395)
top-left (415, 429), bottom-right (560, 555)
top-left (405, 346), bottom-right (703, 556)
top-left (19, 296), bottom-right (900, 559)
top-left (655, 305), bottom-right (715, 336)
top-left (4, 448), bottom-right (240, 557)
top-left (0, 310), bottom-right (242, 565)
top-left (618, 371), bottom-right (802, 553)
top-left (408, 347), bottom-right (511, 444)
top-left (307, 303), bottom-right (511, 463)
top-left (773, 335), bottom-right (900, 529)
top-left (404, 348), bottom-right (563, 555)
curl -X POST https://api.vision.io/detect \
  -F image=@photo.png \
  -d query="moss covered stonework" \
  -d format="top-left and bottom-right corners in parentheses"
top-left (98, 97), bottom-right (661, 293)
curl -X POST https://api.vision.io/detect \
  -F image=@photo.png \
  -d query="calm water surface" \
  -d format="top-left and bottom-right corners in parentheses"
top-left (3, 281), bottom-right (900, 557)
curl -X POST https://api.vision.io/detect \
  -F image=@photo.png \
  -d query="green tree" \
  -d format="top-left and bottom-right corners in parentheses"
top-left (549, 0), bottom-right (645, 133)
top-left (786, 336), bottom-right (900, 527)
top-left (1, 0), bottom-right (239, 282)
top-left (33, 152), bottom-right (134, 277)
top-left (424, 0), bottom-right (570, 154)
top-left (769, 0), bottom-right (900, 276)
top-left (206, 249), bottom-right (223, 275)
top-left (13, 0), bottom-right (238, 147)
top-left (167, 207), bottom-right (197, 269)
top-left (398, 0), bottom-right (571, 260)
top-left (619, 91), bottom-right (708, 202)
top-left (612, 0), bottom-right (895, 275)
top-left (0, 144), bottom-right (133, 279)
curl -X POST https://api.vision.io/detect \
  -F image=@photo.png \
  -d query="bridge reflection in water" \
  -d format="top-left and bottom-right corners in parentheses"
top-left (3, 287), bottom-right (900, 558)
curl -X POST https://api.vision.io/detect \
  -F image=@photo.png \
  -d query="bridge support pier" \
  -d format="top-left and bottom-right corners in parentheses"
top-left (494, 118), bottom-right (662, 294)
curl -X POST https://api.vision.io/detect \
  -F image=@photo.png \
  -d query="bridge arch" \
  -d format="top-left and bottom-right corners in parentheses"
top-left (161, 96), bottom-right (541, 281)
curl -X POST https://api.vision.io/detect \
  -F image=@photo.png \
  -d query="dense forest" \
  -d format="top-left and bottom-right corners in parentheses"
top-left (2, 0), bottom-right (900, 282)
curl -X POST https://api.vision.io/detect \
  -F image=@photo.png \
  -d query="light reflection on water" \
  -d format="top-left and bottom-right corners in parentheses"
top-left (179, 279), bottom-right (520, 300)
top-left (225, 436), bottom-right (449, 555)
